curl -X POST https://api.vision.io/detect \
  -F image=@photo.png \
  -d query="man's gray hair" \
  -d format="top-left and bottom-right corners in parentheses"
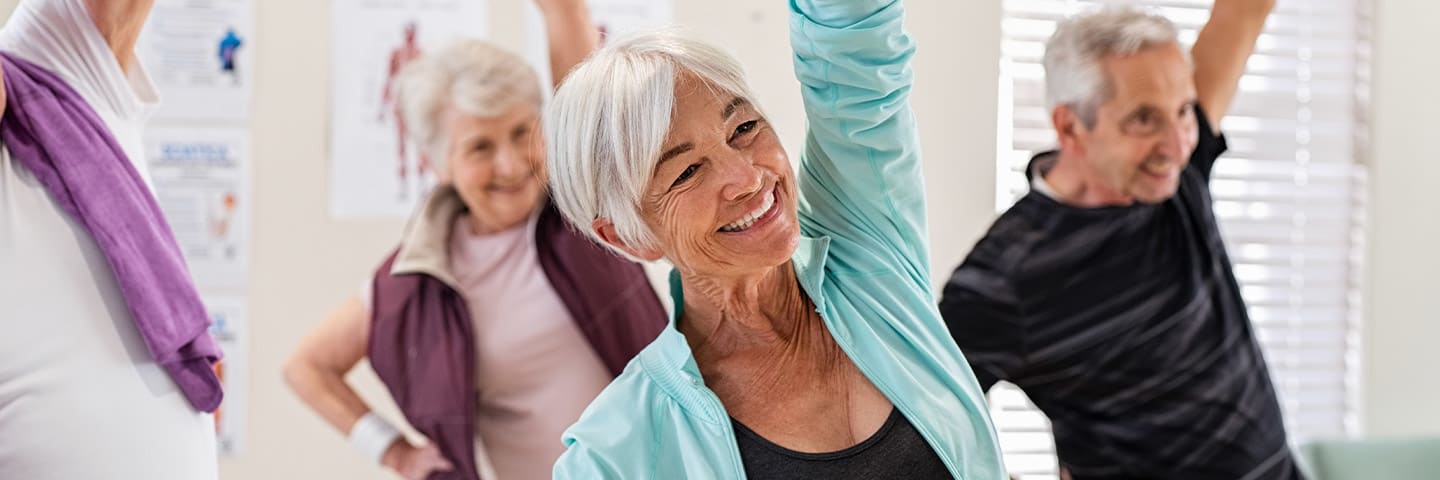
top-left (543, 28), bottom-right (760, 260)
top-left (1043, 6), bottom-right (1182, 126)
top-left (393, 40), bottom-right (543, 175)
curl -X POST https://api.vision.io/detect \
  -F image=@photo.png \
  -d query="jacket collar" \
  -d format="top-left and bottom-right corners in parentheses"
top-left (390, 185), bottom-right (466, 288)
top-left (392, 185), bottom-right (549, 289)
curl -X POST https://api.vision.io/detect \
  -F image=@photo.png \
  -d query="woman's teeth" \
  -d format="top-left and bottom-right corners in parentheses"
top-left (719, 190), bottom-right (775, 233)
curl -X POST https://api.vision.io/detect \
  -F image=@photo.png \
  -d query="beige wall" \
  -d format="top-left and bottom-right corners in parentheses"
top-left (0, 0), bottom-right (1431, 478)
top-left (237, 1), bottom-right (996, 478)
top-left (235, 1), bottom-right (1002, 478)
top-left (1364, 0), bottom-right (1440, 437)
top-left (234, 3), bottom-right (1001, 479)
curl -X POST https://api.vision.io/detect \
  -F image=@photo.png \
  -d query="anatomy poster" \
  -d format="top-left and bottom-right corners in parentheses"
top-left (144, 126), bottom-right (251, 290)
top-left (139, 0), bottom-right (255, 121)
top-left (203, 294), bottom-right (248, 456)
top-left (329, 0), bottom-right (490, 219)
top-left (523, 0), bottom-right (673, 90)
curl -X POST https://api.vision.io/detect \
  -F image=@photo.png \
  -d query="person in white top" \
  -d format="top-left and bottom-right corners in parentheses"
top-left (0, 0), bottom-right (219, 479)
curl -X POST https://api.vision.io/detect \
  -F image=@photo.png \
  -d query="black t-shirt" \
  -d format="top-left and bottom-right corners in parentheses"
top-left (733, 409), bottom-right (952, 479)
top-left (940, 106), bottom-right (1305, 480)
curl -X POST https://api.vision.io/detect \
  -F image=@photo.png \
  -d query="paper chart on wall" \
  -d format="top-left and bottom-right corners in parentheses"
top-left (144, 126), bottom-right (251, 291)
top-left (139, 0), bottom-right (256, 121)
top-left (202, 294), bottom-right (248, 456)
top-left (329, 0), bottom-right (491, 219)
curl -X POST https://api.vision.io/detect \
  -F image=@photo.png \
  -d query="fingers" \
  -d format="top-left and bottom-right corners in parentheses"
top-left (392, 443), bottom-right (455, 480)
top-left (418, 444), bottom-right (455, 474)
top-left (429, 456), bottom-right (455, 472)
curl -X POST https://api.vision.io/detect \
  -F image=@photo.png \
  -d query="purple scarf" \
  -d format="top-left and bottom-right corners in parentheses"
top-left (0, 51), bottom-right (223, 412)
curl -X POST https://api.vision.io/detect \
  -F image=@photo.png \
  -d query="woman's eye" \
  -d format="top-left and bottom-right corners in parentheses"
top-left (672, 164), bottom-right (700, 187)
top-left (731, 120), bottom-right (758, 141)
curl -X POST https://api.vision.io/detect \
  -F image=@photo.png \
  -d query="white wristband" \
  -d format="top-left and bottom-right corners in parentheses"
top-left (349, 412), bottom-right (403, 465)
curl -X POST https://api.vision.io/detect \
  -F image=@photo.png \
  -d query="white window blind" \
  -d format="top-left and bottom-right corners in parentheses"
top-left (992, 1), bottom-right (1370, 478)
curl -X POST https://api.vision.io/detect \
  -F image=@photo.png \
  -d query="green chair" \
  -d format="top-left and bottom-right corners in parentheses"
top-left (1299, 437), bottom-right (1440, 479)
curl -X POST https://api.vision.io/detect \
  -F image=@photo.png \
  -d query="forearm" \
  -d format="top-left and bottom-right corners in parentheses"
top-left (1203, 0), bottom-right (1276, 49)
top-left (536, 0), bottom-right (600, 89)
top-left (284, 295), bottom-right (379, 436)
top-left (82, 0), bottom-right (154, 74)
top-left (283, 357), bottom-right (374, 436)
top-left (789, 0), bottom-right (915, 163)
top-left (1213, 0), bottom-right (1278, 21)
top-left (789, 0), bottom-right (927, 264)
top-left (1192, 0), bottom-right (1276, 125)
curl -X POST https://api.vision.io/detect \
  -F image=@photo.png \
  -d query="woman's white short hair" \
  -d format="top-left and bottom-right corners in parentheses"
top-left (1043, 6), bottom-right (1182, 126)
top-left (544, 28), bottom-right (760, 260)
top-left (393, 39), bottom-right (543, 175)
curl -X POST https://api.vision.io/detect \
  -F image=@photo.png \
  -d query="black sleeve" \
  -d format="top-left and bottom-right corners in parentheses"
top-left (939, 253), bottom-right (1029, 393)
top-left (1190, 103), bottom-right (1230, 180)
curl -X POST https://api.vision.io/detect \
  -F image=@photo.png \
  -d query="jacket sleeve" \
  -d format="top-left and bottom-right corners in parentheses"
top-left (790, 0), bottom-right (932, 279)
top-left (552, 442), bottom-right (624, 480)
top-left (551, 371), bottom-right (665, 480)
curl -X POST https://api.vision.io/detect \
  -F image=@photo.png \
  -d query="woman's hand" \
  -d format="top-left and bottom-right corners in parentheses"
top-left (382, 441), bottom-right (456, 480)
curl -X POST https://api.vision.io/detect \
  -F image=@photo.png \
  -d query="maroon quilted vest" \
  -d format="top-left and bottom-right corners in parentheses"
top-left (367, 203), bottom-right (665, 480)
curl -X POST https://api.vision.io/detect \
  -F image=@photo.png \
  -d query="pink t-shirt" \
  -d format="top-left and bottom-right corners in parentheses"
top-left (364, 211), bottom-right (613, 480)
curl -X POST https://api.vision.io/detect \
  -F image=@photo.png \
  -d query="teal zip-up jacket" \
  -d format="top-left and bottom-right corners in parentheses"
top-left (554, 1), bottom-right (1006, 478)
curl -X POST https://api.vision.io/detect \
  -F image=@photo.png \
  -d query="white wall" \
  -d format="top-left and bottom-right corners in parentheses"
top-left (0, 0), bottom-right (1431, 478)
top-left (1363, 0), bottom-right (1440, 437)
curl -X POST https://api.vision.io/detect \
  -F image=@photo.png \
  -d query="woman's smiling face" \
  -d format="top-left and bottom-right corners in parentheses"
top-left (616, 74), bottom-right (800, 276)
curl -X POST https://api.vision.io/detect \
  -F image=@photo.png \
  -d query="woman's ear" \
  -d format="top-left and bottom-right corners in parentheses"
top-left (593, 218), bottom-right (664, 261)
top-left (429, 150), bottom-right (454, 185)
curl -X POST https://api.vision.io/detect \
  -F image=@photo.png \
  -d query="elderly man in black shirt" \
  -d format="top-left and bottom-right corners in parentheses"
top-left (941, 1), bottom-right (1298, 479)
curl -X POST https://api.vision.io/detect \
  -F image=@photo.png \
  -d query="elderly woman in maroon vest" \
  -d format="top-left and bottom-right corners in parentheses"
top-left (283, 3), bottom-right (666, 479)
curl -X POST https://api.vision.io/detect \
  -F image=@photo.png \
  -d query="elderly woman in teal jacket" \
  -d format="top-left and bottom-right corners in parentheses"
top-left (543, 0), bottom-right (1005, 478)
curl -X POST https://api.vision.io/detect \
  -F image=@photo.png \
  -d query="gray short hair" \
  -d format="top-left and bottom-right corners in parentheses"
top-left (393, 40), bottom-right (543, 175)
top-left (1043, 6), bottom-right (1181, 126)
top-left (544, 28), bottom-right (759, 260)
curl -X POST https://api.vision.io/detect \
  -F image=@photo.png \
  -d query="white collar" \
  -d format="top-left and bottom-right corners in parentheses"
top-left (0, 0), bottom-right (160, 123)
top-left (1029, 153), bottom-right (1062, 201)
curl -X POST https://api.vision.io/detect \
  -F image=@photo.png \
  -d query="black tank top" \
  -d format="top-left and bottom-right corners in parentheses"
top-left (732, 408), bottom-right (953, 479)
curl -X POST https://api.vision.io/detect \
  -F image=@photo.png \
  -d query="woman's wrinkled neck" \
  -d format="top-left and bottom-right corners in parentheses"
top-left (677, 260), bottom-right (814, 357)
